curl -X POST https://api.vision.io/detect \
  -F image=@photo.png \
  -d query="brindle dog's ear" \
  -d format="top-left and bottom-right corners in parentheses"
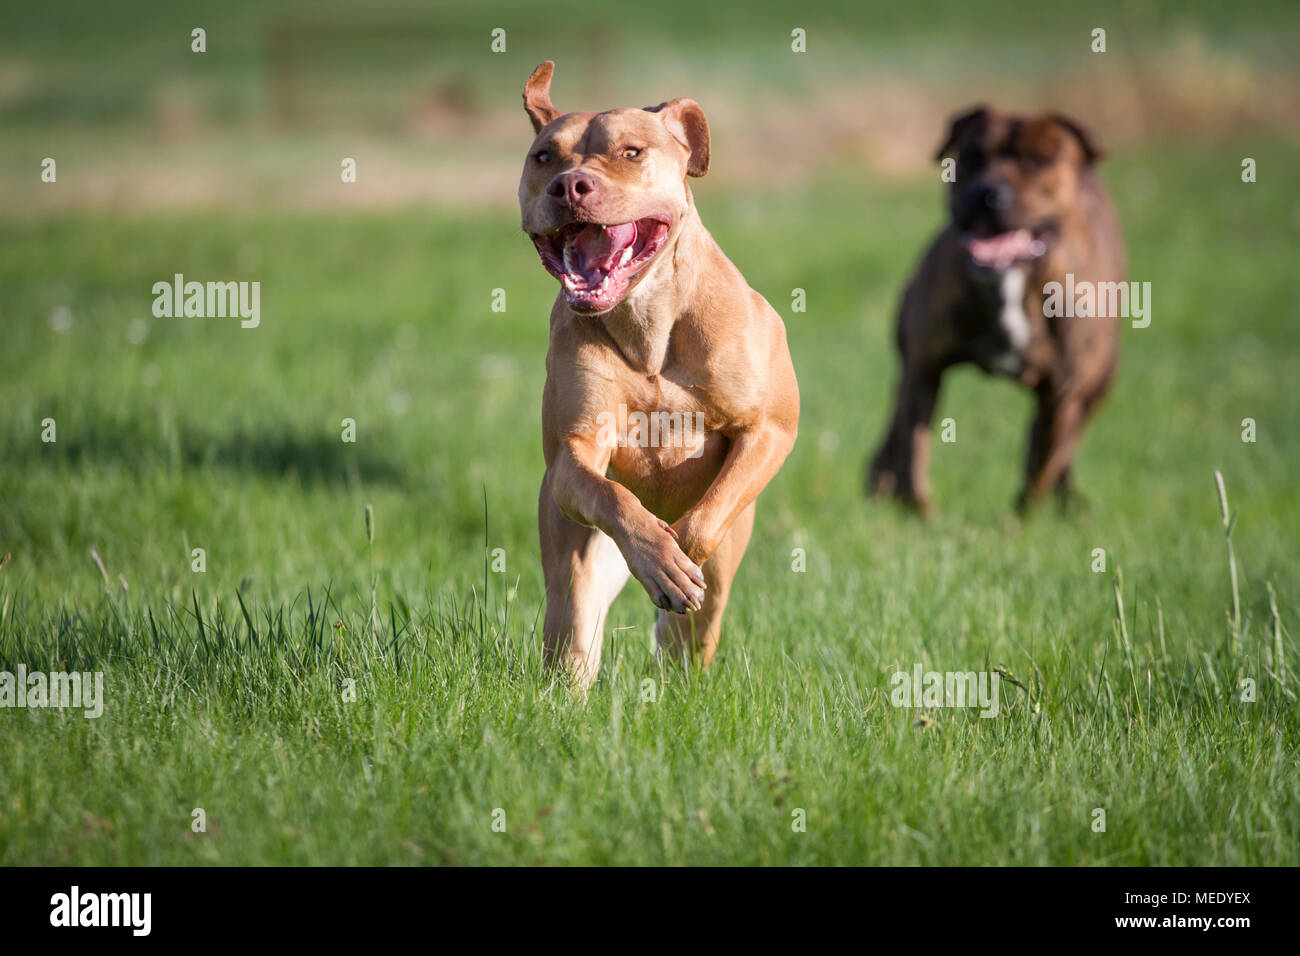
top-left (523, 61), bottom-right (560, 133)
top-left (645, 98), bottom-right (711, 177)
top-left (934, 106), bottom-right (989, 162)
top-left (1049, 113), bottom-right (1105, 165)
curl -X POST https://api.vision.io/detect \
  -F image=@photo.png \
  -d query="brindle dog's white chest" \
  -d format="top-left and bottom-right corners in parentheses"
top-left (990, 266), bottom-right (1032, 375)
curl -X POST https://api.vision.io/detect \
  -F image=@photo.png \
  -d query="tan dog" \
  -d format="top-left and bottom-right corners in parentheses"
top-left (869, 107), bottom-right (1125, 514)
top-left (517, 62), bottom-right (799, 689)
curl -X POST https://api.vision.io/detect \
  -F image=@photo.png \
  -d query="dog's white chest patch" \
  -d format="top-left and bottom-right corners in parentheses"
top-left (998, 267), bottom-right (1031, 352)
top-left (980, 266), bottom-right (1032, 377)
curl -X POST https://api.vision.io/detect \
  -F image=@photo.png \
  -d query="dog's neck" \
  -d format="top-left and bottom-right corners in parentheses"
top-left (596, 203), bottom-right (710, 376)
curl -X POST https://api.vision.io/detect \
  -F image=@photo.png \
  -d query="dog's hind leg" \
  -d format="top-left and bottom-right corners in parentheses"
top-left (655, 501), bottom-right (755, 670)
top-left (539, 478), bottom-right (630, 690)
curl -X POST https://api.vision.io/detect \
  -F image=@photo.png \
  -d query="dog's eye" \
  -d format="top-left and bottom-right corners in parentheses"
top-left (534, 151), bottom-right (552, 165)
top-left (620, 147), bottom-right (642, 160)
top-left (958, 145), bottom-right (984, 170)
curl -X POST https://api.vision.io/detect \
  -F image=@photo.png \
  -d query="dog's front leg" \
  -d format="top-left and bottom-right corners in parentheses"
top-left (550, 435), bottom-right (707, 614)
top-left (868, 365), bottom-right (942, 515)
top-left (1017, 389), bottom-right (1085, 511)
top-left (671, 420), bottom-right (797, 566)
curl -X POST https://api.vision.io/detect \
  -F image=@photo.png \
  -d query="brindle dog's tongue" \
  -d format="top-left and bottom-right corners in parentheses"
top-left (567, 223), bottom-right (637, 283)
top-left (965, 229), bottom-right (1037, 270)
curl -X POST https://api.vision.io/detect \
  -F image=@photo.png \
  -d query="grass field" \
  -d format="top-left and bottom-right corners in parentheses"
top-left (2, 131), bottom-right (1298, 863)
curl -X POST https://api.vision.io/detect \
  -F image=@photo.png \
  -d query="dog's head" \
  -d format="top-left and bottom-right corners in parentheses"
top-left (518, 61), bottom-right (710, 314)
top-left (935, 106), bottom-right (1104, 271)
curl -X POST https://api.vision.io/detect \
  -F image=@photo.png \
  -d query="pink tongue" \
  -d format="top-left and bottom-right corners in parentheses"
top-left (965, 229), bottom-right (1036, 269)
top-left (568, 223), bottom-right (637, 280)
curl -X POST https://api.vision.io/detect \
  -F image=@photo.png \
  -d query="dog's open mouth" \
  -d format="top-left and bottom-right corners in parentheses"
top-left (962, 226), bottom-right (1053, 271)
top-left (532, 217), bottom-right (670, 312)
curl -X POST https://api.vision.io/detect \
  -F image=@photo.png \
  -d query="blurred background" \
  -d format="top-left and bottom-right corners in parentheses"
top-left (3, 0), bottom-right (1298, 214)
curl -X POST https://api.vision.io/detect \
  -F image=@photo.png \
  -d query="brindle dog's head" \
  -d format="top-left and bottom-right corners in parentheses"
top-left (518, 61), bottom-right (710, 315)
top-left (935, 106), bottom-right (1104, 271)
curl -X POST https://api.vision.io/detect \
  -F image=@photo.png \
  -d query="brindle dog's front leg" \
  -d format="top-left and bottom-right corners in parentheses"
top-left (1017, 388), bottom-right (1085, 512)
top-left (868, 364), bottom-right (943, 516)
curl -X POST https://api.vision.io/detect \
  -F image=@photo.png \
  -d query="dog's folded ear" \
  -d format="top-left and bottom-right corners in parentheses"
top-left (1049, 113), bottom-right (1105, 165)
top-left (523, 61), bottom-right (560, 133)
top-left (934, 106), bottom-right (989, 162)
top-left (645, 99), bottom-right (711, 177)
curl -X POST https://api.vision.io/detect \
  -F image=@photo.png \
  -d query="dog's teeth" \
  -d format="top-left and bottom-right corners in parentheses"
top-left (618, 246), bottom-right (633, 267)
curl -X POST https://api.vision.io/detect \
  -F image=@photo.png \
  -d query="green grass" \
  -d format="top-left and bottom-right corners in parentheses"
top-left (1, 142), bottom-right (1298, 864)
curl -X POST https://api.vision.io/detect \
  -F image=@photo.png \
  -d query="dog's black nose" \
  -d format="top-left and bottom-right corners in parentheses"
top-left (979, 182), bottom-right (1014, 212)
top-left (954, 181), bottom-right (1015, 231)
top-left (547, 171), bottom-right (598, 208)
